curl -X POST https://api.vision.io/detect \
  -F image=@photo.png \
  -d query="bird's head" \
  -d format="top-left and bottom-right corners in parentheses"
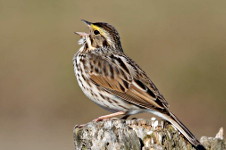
top-left (76, 20), bottom-right (122, 51)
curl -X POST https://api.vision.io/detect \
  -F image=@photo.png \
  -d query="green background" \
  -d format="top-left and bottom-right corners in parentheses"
top-left (0, 0), bottom-right (225, 150)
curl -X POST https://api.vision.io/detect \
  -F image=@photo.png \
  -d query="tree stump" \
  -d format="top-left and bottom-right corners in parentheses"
top-left (73, 118), bottom-right (225, 150)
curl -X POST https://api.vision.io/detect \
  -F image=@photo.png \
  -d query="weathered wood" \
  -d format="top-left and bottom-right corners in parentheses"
top-left (73, 118), bottom-right (225, 150)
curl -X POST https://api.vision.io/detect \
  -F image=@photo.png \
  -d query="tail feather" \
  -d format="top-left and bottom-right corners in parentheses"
top-left (167, 111), bottom-right (206, 150)
top-left (150, 110), bottom-right (206, 150)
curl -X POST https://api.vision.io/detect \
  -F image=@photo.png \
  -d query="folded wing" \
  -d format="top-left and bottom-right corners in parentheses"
top-left (88, 53), bottom-right (168, 110)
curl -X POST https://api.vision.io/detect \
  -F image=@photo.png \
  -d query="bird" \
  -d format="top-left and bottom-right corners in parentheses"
top-left (73, 20), bottom-right (206, 150)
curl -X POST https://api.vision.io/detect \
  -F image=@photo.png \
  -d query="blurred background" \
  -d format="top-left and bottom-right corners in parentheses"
top-left (0, 0), bottom-right (226, 150)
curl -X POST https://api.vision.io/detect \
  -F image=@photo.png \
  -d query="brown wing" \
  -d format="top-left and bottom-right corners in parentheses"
top-left (88, 53), bottom-right (168, 110)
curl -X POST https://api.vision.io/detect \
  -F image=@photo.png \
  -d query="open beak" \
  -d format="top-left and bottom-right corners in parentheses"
top-left (74, 20), bottom-right (92, 37)
top-left (74, 32), bottom-right (89, 37)
top-left (81, 19), bottom-right (92, 26)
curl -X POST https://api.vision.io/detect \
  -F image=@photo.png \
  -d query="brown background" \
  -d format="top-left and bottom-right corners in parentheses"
top-left (0, 0), bottom-right (225, 150)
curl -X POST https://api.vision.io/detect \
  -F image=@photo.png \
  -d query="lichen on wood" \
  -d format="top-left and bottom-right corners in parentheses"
top-left (73, 118), bottom-right (225, 150)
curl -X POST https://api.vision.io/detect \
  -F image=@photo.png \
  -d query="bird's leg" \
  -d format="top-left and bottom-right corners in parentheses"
top-left (74, 124), bottom-right (86, 128)
top-left (121, 114), bottom-right (130, 120)
top-left (93, 111), bottom-right (126, 122)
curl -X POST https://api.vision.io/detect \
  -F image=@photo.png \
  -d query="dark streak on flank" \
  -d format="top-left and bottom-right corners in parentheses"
top-left (83, 76), bottom-right (91, 86)
top-left (78, 79), bottom-right (85, 88)
top-left (90, 91), bottom-right (94, 96)
top-left (81, 74), bottom-right (85, 81)
top-left (75, 61), bottom-right (79, 68)
top-left (118, 104), bottom-right (127, 110)
top-left (106, 98), bottom-right (112, 103)
top-left (99, 93), bottom-right (105, 99)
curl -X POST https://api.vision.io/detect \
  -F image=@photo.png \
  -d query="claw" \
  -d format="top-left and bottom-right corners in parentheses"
top-left (93, 118), bottom-right (104, 122)
top-left (74, 124), bottom-right (87, 128)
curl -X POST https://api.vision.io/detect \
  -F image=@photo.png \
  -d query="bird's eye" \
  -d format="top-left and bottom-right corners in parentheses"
top-left (94, 30), bottom-right (100, 35)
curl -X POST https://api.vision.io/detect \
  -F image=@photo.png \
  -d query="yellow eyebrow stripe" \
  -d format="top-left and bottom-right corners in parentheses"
top-left (91, 24), bottom-right (105, 34)
top-left (90, 24), bottom-right (99, 30)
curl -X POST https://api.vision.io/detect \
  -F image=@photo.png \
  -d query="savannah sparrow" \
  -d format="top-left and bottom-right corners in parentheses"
top-left (73, 20), bottom-right (205, 150)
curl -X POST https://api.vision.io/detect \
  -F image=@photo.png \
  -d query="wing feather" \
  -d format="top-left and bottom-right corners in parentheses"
top-left (88, 52), bottom-right (168, 110)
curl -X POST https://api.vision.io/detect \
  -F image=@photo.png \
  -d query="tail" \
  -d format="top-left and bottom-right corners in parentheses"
top-left (152, 110), bottom-right (206, 150)
top-left (168, 111), bottom-right (206, 150)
